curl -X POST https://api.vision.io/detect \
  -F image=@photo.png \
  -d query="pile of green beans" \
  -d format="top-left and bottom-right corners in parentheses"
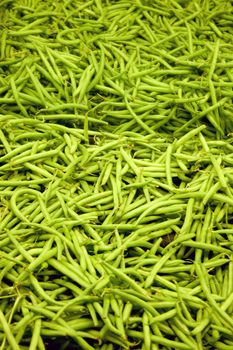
top-left (0, 0), bottom-right (233, 349)
top-left (1, 0), bottom-right (233, 137)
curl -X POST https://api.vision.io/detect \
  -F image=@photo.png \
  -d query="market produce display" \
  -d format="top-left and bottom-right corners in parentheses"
top-left (0, 0), bottom-right (233, 349)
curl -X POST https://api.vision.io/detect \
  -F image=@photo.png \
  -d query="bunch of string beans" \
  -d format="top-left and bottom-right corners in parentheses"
top-left (0, 0), bottom-right (233, 349)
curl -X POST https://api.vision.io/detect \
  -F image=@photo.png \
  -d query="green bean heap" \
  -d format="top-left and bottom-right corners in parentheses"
top-left (0, 0), bottom-right (233, 349)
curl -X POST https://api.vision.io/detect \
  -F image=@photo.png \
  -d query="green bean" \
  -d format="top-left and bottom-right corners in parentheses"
top-left (6, 230), bottom-right (33, 263)
top-left (10, 77), bottom-right (29, 117)
top-left (28, 319), bottom-right (41, 350)
top-left (195, 263), bottom-right (233, 329)
top-left (36, 47), bottom-right (61, 85)
top-left (26, 66), bottom-right (47, 107)
top-left (102, 261), bottom-right (148, 296)
top-left (108, 289), bottom-right (158, 317)
top-left (135, 196), bottom-right (178, 224)
top-left (127, 329), bottom-right (192, 349)
top-left (209, 39), bottom-right (220, 79)
top-left (95, 302), bottom-right (123, 338)
top-left (48, 258), bottom-right (89, 289)
top-left (165, 144), bottom-right (173, 187)
top-left (45, 47), bottom-right (63, 84)
top-left (145, 248), bottom-right (178, 287)
top-left (170, 321), bottom-right (198, 349)
top-left (150, 308), bottom-right (177, 325)
top-left (0, 141), bottom-right (36, 162)
top-left (0, 309), bottom-right (20, 350)
top-left (182, 241), bottom-right (230, 254)
top-left (141, 311), bottom-right (151, 350)
top-left (124, 96), bottom-right (155, 134)
top-left (75, 65), bottom-right (95, 103)
top-left (0, 147), bottom-right (64, 171)
top-left (175, 125), bottom-right (206, 149)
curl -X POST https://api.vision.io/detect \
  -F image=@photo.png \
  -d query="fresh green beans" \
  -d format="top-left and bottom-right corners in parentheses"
top-left (1, 0), bottom-right (233, 349)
